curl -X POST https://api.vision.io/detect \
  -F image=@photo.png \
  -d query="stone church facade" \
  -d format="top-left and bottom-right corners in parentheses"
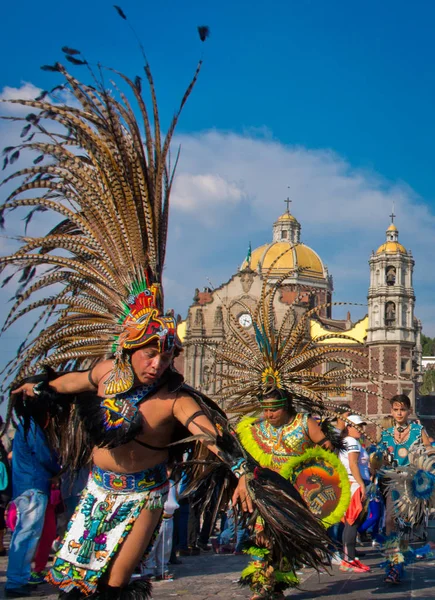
top-left (182, 207), bottom-right (422, 418)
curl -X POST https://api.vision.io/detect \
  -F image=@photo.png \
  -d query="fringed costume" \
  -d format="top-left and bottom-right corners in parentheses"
top-left (47, 464), bottom-right (169, 595)
top-left (378, 434), bottom-right (435, 584)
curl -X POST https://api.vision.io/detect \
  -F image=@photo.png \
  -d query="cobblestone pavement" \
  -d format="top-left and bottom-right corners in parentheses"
top-left (2, 544), bottom-right (435, 599)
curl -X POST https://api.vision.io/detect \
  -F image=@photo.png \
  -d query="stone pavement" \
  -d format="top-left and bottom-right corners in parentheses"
top-left (2, 544), bottom-right (435, 599)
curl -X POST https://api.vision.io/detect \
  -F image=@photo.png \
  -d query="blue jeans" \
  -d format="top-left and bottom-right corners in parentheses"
top-left (218, 509), bottom-right (249, 552)
top-left (6, 489), bottom-right (48, 589)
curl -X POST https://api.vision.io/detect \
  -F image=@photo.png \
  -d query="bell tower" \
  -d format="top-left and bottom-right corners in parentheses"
top-left (366, 213), bottom-right (416, 406)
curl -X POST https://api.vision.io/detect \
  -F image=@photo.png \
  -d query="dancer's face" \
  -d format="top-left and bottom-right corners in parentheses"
top-left (263, 407), bottom-right (290, 427)
top-left (391, 402), bottom-right (410, 426)
top-left (131, 343), bottom-right (173, 384)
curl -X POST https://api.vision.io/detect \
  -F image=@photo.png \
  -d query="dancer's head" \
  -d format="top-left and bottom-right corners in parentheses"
top-left (389, 394), bottom-right (411, 425)
top-left (129, 342), bottom-right (176, 385)
top-left (260, 390), bottom-right (294, 427)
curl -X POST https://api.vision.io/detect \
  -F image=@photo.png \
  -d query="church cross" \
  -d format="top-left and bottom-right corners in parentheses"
top-left (389, 203), bottom-right (396, 224)
top-left (284, 188), bottom-right (292, 213)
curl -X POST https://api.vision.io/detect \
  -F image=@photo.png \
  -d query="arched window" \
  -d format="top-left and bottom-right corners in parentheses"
top-left (386, 266), bottom-right (396, 286)
top-left (385, 301), bottom-right (396, 326)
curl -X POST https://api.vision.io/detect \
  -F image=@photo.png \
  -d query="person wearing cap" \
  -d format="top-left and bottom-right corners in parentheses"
top-left (339, 415), bottom-right (371, 573)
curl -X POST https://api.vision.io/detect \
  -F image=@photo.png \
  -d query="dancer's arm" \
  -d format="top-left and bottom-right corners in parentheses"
top-left (307, 416), bottom-right (333, 450)
top-left (11, 359), bottom-right (113, 397)
top-left (173, 392), bottom-right (254, 512)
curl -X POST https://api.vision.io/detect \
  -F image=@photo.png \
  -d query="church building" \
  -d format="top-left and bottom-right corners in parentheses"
top-left (181, 204), bottom-right (422, 419)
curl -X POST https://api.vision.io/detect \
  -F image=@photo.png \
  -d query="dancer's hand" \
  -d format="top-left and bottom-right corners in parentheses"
top-left (232, 474), bottom-right (254, 513)
top-left (11, 382), bottom-right (37, 397)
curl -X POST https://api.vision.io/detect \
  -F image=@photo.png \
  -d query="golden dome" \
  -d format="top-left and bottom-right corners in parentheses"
top-left (276, 212), bottom-right (298, 223)
top-left (376, 241), bottom-right (407, 255)
top-left (387, 223), bottom-right (398, 232)
top-left (242, 242), bottom-right (325, 279)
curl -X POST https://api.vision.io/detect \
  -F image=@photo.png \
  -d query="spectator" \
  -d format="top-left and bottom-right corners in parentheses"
top-left (142, 478), bottom-right (179, 580)
top-left (339, 415), bottom-right (371, 574)
top-left (0, 423), bottom-right (12, 556)
top-left (211, 506), bottom-right (249, 554)
top-left (5, 412), bottom-right (59, 597)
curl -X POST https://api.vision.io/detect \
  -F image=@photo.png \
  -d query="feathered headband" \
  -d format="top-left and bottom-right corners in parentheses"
top-left (0, 32), bottom-right (201, 396)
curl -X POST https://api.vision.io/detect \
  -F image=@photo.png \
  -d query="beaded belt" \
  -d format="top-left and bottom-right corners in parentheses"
top-left (92, 461), bottom-right (168, 493)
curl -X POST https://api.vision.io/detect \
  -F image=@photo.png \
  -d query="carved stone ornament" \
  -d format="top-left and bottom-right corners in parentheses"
top-left (214, 306), bottom-right (224, 327)
top-left (194, 307), bottom-right (204, 327)
top-left (240, 268), bottom-right (255, 293)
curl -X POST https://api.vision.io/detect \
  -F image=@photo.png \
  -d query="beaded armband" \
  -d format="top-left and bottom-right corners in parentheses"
top-left (230, 458), bottom-right (249, 479)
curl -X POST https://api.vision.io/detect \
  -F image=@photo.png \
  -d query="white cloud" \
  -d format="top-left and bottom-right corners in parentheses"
top-left (0, 82), bottom-right (43, 115)
top-left (172, 173), bottom-right (245, 214)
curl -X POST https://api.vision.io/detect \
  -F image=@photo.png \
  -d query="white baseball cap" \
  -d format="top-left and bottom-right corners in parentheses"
top-left (348, 414), bottom-right (367, 425)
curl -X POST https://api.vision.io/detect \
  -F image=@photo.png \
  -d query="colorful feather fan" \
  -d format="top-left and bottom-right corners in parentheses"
top-left (380, 450), bottom-right (435, 525)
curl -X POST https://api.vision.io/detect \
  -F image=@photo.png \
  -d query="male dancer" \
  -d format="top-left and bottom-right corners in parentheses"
top-left (379, 394), bottom-right (431, 583)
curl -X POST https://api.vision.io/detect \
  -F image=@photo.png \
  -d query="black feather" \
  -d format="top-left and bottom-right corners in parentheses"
top-left (40, 63), bottom-right (62, 72)
top-left (20, 124), bottom-right (31, 138)
top-left (33, 155), bottom-right (44, 165)
top-left (2, 157), bottom-right (8, 171)
top-left (113, 5), bottom-right (127, 19)
top-left (35, 90), bottom-right (48, 101)
top-left (197, 25), bottom-right (210, 42)
top-left (61, 46), bottom-right (81, 56)
top-left (3, 146), bottom-right (15, 155)
top-left (1, 274), bottom-right (14, 288)
top-left (65, 56), bottom-right (87, 66)
top-left (134, 76), bottom-right (142, 93)
top-left (18, 265), bottom-right (33, 284)
top-left (10, 150), bottom-right (20, 165)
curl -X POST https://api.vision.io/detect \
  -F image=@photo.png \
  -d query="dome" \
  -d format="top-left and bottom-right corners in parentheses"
top-left (241, 241), bottom-right (326, 279)
top-left (387, 223), bottom-right (398, 232)
top-left (376, 241), bottom-right (407, 255)
top-left (276, 212), bottom-right (298, 223)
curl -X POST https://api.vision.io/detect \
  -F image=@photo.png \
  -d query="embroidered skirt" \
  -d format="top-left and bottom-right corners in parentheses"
top-left (46, 462), bottom-right (169, 595)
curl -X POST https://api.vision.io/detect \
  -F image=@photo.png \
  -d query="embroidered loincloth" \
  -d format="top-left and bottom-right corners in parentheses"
top-left (46, 462), bottom-right (168, 595)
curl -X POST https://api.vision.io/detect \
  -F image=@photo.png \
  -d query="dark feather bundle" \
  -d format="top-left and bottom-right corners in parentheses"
top-left (197, 25), bottom-right (210, 42)
top-left (320, 418), bottom-right (347, 452)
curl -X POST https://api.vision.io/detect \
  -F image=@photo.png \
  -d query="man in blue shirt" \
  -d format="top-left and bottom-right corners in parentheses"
top-left (5, 416), bottom-right (59, 597)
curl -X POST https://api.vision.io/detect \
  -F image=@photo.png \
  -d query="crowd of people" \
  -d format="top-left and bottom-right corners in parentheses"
top-left (0, 390), bottom-right (433, 598)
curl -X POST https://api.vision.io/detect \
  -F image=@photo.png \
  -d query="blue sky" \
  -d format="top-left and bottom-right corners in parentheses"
top-left (1, 0), bottom-right (435, 379)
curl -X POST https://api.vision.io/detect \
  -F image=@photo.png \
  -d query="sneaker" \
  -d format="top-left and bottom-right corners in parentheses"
top-left (331, 552), bottom-right (342, 565)
top-left (29, 571), bottom-right (47, 585)
top-left (353, 559), bottom-right (370, 572)
top-left (339, 560), bottom-right (366, 573)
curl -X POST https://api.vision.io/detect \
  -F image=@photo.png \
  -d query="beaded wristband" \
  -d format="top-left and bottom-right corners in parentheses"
top-left (230, 458), bottom-right (249, 479)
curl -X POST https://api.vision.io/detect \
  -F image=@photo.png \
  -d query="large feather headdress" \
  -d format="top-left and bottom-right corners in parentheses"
top-left (188, 251), bottom-right (383, 417)
top-left (0, 46), bottom-right (201, 396)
